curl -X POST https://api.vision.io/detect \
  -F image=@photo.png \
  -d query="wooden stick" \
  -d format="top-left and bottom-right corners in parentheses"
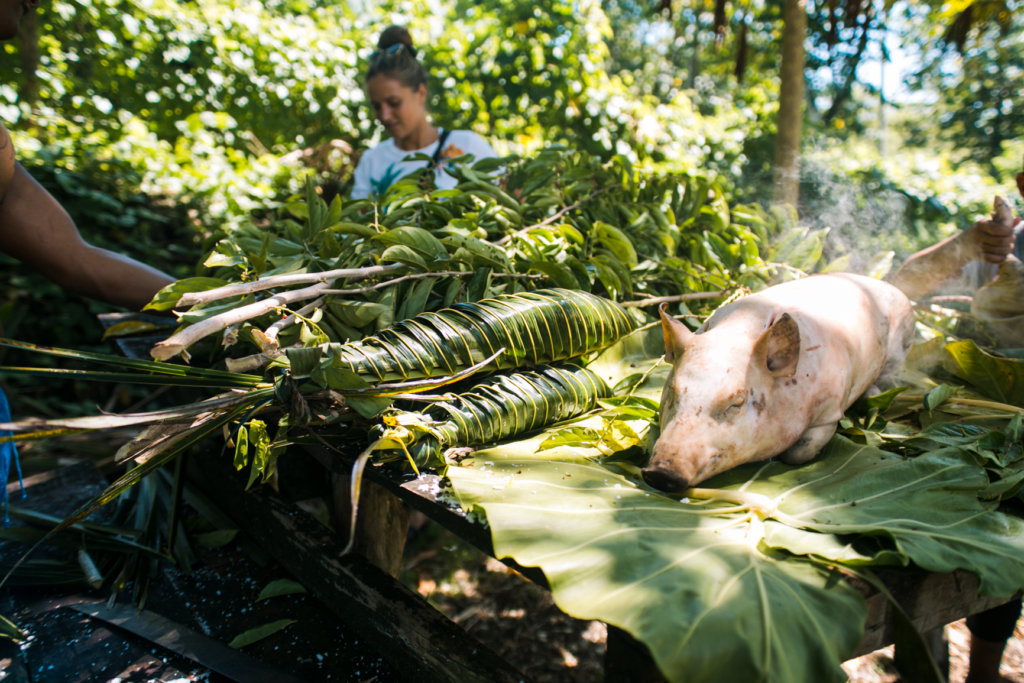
top-left (153, 282), bottom-right (332, 360)
top-left (620, 290), bottom-right (729, 308)
top-left (321, 270), bottom-right (541, 297)
top-left (176, 264), bottom-right (403, 307)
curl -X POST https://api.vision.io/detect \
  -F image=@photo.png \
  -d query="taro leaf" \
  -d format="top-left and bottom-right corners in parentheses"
top-left (905, 423), bottom-right (991, 451)
top-left (760, 521), bottom-right (903, 566)
top-left (942, 340), bottom-right (1024, 406)
top-left (982, 469), bottom-right (1024, 501)
top-left (446, 430), bottom-right (1024, 682)
top-left (447, 449), bottom-right (865, 683)
top-left (714, 437), bottom-right (1024, 598)
top-left (194, 529), bottom-right (239, 549)
top-left (227, 618), bottom-right (297, 648)
top-left (256, 578), bottom-right (307, 601)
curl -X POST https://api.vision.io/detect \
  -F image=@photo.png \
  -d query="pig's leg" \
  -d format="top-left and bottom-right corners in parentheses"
top-left (778, 423), bottom-right (837, 465)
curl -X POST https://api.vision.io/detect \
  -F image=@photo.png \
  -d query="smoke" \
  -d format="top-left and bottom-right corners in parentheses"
top-left (793, 147), bottom-right (985, 277)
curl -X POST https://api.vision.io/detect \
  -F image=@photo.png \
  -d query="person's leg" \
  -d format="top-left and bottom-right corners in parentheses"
top-left (965, 599), bottom-right (1022, 683)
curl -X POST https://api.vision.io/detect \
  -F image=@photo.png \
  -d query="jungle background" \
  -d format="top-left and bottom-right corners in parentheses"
top-left (1, 0), bottom-right (1021, 360)
top-left (1, 0), bottom-right (1023, 680)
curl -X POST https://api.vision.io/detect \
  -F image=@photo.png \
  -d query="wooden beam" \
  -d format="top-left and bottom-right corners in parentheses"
top-left (850, 568), bottom-right (1015, 658)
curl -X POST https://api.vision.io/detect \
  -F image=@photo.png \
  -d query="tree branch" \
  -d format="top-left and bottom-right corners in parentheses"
top-left (620, 291), bottom-right (730, 308)
top-left (176, 264), bottom-right (404, 308)
top-left (153, 281), bottom-right (333, 361)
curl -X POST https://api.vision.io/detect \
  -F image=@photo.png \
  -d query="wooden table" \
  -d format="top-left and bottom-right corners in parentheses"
top-left (275, 440), bottom-right (1013, 679)
top-left (99, 312), bottom-right (1015, 680)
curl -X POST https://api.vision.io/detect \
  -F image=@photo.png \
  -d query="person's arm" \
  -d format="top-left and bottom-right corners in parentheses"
top-left (888, 196), bottom-right (1019, 300)
top-left (0, 163), bottom-right (174, 310)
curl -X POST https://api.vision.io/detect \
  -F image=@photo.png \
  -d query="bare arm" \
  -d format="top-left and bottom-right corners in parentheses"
top-left (0, 163), bottom-right (174, 310)
top-left (888, 196), bottom-right (1019, 300)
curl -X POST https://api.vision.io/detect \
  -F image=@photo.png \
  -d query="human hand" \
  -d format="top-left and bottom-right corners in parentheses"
top-left (964, 196), bottom-right (1019, 264)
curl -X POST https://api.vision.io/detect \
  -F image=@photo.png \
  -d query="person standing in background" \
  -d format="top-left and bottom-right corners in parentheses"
top-left (350, 25), bottom-right (497, 200)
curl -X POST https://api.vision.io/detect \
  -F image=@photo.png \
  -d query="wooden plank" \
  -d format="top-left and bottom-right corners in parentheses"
top-left (849, 568), bottom-right (1016, 658)
top-left (188, 453), bottom-right (524, 683)
top-left (303, 442), bottom-right (549, 586)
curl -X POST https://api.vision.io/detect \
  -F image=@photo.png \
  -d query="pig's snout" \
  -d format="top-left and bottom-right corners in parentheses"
top-left (642, 463), bottom-right (690, 492)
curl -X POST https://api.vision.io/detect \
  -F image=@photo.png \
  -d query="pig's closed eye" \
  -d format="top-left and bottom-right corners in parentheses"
top-left (715, 391), bottom-right (746, 419)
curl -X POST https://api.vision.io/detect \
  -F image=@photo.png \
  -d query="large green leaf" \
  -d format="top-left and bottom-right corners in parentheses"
top-left (446, 431), bottom-right (1024, 682)
top-left (712, 438), bottom-right (1024, 598)
top-left (447, 444), bottom-right (865, 683)
top-left (942, 339), bottom-right (1024, 406)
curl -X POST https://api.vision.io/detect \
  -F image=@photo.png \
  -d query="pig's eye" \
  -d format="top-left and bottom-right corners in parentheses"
top-left (714, 391), bottom-right (746, 419)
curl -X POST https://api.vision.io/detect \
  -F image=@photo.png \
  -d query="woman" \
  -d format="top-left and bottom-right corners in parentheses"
top-left (351, 25), bottom-right (496, 200)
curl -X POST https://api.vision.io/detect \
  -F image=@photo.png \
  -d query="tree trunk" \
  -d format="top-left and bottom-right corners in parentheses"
top-left (18, 9), bottom-right (40, 108)
top-left (685, 0), bottom-right (705, 89)
top-left (772, 0), bottom-right (806, 210)
top-left (823, 6), bottom-right (871, 126)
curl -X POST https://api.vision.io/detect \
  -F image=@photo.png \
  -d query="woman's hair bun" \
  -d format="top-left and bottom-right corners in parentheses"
top-left (377, 25), bottom-right (416, 57)
top-left (365, 24), bottom-right (425, 88)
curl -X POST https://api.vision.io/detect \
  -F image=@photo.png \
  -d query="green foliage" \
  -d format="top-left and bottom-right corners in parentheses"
top-left (903, 0), bottom-right (1024, 164)
top-left (158, 154), bottom-right (799, 368)
top-left (3, 3), bottom-right (1022, 672)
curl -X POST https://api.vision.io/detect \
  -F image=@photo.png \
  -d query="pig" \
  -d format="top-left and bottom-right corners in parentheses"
top-left (642, 273), bottom-right (914, 492)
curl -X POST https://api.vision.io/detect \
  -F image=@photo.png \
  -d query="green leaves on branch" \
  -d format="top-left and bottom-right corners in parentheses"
top-left (941, 339), bottom-right (1024, 406)
top-left (162, 154), bottom-right (785, 366)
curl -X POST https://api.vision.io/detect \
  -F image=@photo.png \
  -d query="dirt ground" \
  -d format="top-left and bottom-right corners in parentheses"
top-left (3, 453), bottom-right (1024, 682)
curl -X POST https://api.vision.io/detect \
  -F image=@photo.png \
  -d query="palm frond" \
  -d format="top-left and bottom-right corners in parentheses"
top-left (293, 288), bottom-right (637, 386)
top-left (0, 338), bottom-right (265, 387)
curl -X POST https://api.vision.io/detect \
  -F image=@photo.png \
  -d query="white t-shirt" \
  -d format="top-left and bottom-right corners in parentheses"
top-left (350, 129), bottom-right (496, 199)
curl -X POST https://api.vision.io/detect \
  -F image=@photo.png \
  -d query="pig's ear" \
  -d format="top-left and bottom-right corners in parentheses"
top-left (659, 303), bottom-right (693, 362)
top-left (753, 312), bottom-right (800, 378)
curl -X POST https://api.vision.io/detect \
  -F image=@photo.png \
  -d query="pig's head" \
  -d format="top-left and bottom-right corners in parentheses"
top-left (642, 303), bottom-right (802, 492)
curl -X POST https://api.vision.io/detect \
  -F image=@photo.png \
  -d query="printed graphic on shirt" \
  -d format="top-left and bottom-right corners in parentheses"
top-left (371, 163), bottom-right (405, 198)
top-left (440, 143), bottom-right (465, 159)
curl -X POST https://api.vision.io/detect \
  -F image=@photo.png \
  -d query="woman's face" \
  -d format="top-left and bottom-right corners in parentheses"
top-left (366, 74), bottom-right (427, 146)
top-left (0, 0), bottom-right (37, 40)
